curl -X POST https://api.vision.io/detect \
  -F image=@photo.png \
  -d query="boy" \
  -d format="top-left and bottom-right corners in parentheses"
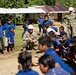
top-left (38, 54), bottom-right (70, 75)
top-left (7, 27), bottom-right (15, 53)
top-left (3, 17), bottom-right (16, 53)
top-left (37, 14), bottom-right (44, 35)
top-left (61, 32), bottom-right (73, 58)
top-left (16, 51), bottom-right (39, 75)
top-left (22, 21), bottom-right (29, 37)
top-left (38, 36), bottom-right (75, 75)
top-left (59, 26), bottom-right (65, 37)
top-left (0, 21), bottom-right (5, 54)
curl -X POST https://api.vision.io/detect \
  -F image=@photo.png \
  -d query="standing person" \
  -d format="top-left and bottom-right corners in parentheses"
top-left (38, 36), bottom-right (75, 75)
top-left (7, 27), bottom-right (15, 53)
top-left (22, 25), bottom-right (38, 51)
top-left (0, 21), bottom-right (5, 54)
top-left (64, 7), bottom-right (76, 38)
top-left (37, 14), bottom-right (44, 35)
top-left (43, 15), bottom-right (53, 34)
top-left (3, 17), bottom-right (16, 54)
top-left (22, 21), bottom-right (29, 37)
top-left (38, 54), bottom-right (70, 75)
top-left (16, 51), bottom-right (39, 75)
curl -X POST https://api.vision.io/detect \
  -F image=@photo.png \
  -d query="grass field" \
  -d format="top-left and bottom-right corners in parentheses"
top-left (14, 26), bottom-right (23, 51)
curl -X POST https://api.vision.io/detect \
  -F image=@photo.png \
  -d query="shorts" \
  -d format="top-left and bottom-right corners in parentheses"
top-left (8, 43), bottom-right (14, 48)
top-left (5, 37), bottom-right (8, 47)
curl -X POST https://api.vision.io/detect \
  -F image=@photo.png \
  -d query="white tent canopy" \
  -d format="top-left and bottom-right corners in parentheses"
top-left (0, 8), bottom-right (46, 14)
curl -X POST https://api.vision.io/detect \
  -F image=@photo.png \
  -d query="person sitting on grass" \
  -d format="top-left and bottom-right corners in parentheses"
top-left (16, 51), bottom-right (39, 75)
top-left (38, 54), bottom-right (70, 75)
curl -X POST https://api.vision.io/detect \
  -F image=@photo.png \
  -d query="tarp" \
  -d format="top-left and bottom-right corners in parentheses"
top-left (0, 8), bottom-right (46, 14)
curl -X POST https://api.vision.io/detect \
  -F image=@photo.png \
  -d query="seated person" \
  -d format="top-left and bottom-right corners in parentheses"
top-left (38, 54), bottom-right (70, 75)
top-left (38, 36), bottom-right (75, 75)
top-left (71, 36), bottom-right (76, 60)
top-left (22, 25), bottom-right (38, 51)
top-left (61, 32), bottom-right (73, 58)
top-left (59, 26), bottom-right (65, 37)
top-left (16, 51), bottom-right (39, 75)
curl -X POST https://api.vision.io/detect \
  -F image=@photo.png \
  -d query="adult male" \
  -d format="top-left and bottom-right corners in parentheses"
top-left (22, 25), bottom-right (38, 51)
top-left (3, 17), bottom-right (16, 53)
top-left (64, 7), bottom-right (76, 38)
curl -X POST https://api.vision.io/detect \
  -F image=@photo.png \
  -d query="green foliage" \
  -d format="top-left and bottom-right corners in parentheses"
top-left (44, 0), bottom-right (55, 5)
top-left (0, 0), bottom-right (25, 8)
top-left (59, 0), bottom-right (76, 8)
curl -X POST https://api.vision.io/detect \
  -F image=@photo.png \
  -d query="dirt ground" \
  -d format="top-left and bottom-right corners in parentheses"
top-left (0, 50), bottom-right (43, 75)
top-left (0, 25), bottom-right (76, 75)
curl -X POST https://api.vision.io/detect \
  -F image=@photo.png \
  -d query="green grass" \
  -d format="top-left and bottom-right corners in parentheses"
top-left (15, 26), bottom-right (23, 51)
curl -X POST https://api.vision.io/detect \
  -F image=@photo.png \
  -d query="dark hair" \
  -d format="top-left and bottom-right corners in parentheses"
top-left (6, 16), bottom-right (12, 21)
top-left (43, 24), bottom-right (49, 28)
top-left (59, 26), bottom-right (64, 30)
top-left (38, 36), bottom-right (51, 47)
top-left (61, 32), bottom-right (67, 37)
top-left (48, 31), bottom-right (55, 37)
top-left (38, 54), bottom-right (55, 69)
top-left (44, 15), bottom-right (49, 18)
top-left (18, 51), bottom-right (32, 69)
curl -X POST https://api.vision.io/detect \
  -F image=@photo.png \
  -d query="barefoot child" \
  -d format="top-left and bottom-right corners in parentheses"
top-left (7, 26), bottom-right (15, 53)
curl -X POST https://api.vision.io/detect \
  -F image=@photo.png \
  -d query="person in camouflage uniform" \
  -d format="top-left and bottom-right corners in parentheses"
top-left (22, 25), bottom-right (38, 51)
top-left (64, 7), bottom-right (76, 38)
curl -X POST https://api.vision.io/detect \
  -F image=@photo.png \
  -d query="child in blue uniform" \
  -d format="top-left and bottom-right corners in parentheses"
top-left (38, 36), bottom-right (75, 75)
top-left (7, 27), bottom-right (15, 53)
top-left (0, 21), bottom-right (5, 54)
top-left (3, 17), bottom-right (16, 53)
top-left (38, 54), bottom-right (70, 75)
top-left (37, 14), bottom-right (44, 34)
top-left (16, 51), bottom-right (39, 75)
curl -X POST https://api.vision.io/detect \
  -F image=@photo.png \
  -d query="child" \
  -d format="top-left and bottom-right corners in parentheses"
top-left (0, 21), bottom-right (5, 54)
top-left (71, 36), bottom-right (76, 61)
top-left (3, 17), bottom-right (16, 53)
top-left (38, 54), bottom-right (70, 75)
top-left (61, 32), bottom-right (73, 58)
top-left (16, 51), bottom-right (39, 75)
top-left (38, 36), bottom-right (75, 75)
top-left (7, 27), bottom-right (15, 53)
top-left (22, 21), bottom-right (29, 37)
top-left (59, 26), bottom-right (65, 37)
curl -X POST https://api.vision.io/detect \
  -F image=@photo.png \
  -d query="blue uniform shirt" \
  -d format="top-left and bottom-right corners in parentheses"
top-left (60, 31), bottom-right (65, 37)
top-left (37, 18), bottom-right (44, 25)
top-left (3, 22), bottom-right (16, 37)
top-left (16, 69), bottom-right (39, 75)
top-left (45, 67), bottom-right (70, 75)
top-left (0, 25), bottom-right (3, 38)
top-left (64, 38), bottom-right (71, 46)
top-left (43, 20), bottom-right (53, 25)
top-left (7, 31), bottom-right (15, 43)
top-left (52, 26), bottom-right (58, 32)
top-left (44, 48), bottom-right (73, 73)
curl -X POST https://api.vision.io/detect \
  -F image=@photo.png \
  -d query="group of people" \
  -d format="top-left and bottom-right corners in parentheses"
top-left (0, 17), bottom-right (16, 54)
top-left (0, 7), bottom-right (76, 75)
top-left (19, 12), bottom-right (76, 75)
